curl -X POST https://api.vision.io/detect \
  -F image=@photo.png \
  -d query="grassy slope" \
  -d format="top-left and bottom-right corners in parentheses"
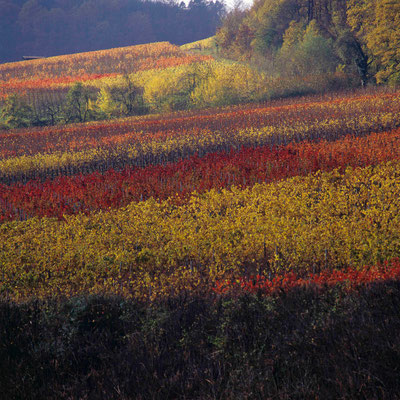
top-left (181, 36), bottom-right (219, 56)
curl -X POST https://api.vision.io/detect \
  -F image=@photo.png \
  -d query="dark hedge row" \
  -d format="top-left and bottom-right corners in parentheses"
top-left (1, 282), bottom-right (400, 399)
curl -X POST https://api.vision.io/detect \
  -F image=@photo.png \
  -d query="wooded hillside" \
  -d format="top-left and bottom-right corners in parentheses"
top-left (216, 0), bottom-right (400, 86)
top-left (0, 0), bottom-right (225, 63)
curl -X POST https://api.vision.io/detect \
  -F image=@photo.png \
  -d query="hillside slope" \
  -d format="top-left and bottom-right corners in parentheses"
top-left (0, 0), bottom-right (225, 63)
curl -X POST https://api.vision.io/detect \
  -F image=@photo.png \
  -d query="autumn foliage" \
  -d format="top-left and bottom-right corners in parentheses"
top-left (1, 88), bottom-right (399, 181)
top-left (1, 68), bottom-right (400, 399)
top-left (0, 42), bottom-right (211, 100)
top-left (2, 3), bottom-right (400, 396)
top-left (213, 259), bottom-right (400, 296)
top-left (1, 88), bottom-right (400, 302)
top-left (2, 127), bottom-right (400, 221)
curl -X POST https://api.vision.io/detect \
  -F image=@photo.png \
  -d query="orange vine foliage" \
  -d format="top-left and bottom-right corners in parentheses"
top-left (0, 42), bottom-right (212, 99)
top-left (213, 259), bottom-right (400, 296)
top-left (2, 127), bottom-right (400, 221)
top-left (1, 87), bottom-right (400, 301)
top-left (1, 88), bottom-right (399, 161)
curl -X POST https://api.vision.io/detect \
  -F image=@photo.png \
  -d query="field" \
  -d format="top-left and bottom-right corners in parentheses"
top-left (1, 41), bottom-right (400, 399)
top-left (1, 86), bottom-right (400, 300)
top-left (0, 42), bottom-right (211, 100)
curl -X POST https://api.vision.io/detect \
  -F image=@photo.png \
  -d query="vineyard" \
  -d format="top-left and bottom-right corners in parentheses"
top-left (0, 39), bottom-right (400, 400)
top-left (0, 42), bottom-right (211, 100)
top-left (2, 0), bottom-right (400, 389)
top-left (2, 39), bottom-right (400, 398)
top-left (1, 86), bottom-right (400, 301)
top-left (0, 39), bottom-right (357, 130)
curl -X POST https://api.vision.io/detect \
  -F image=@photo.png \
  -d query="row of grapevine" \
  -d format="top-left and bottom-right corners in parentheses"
top-left (3, 89), bottom-right (398, 159)
top-left (1, 160), bottom-right (400, 299)
top-left (1, 89), bottom-right (400, 183)
top-left (0, 42), bottom-right (212, 99)
top-left (2, 127), bottom-right (400, 221)
top-left (213, 259), bottom-right (400, 296)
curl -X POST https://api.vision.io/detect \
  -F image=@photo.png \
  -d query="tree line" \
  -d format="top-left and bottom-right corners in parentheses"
top-left (216, 0), bottom-right (400, 86)
top-left (0, 57), bottom-right (359, 130)
top-left (0, 0), bottom-right (225, 63)
top-left (0, 77), bottom-right (149, 129)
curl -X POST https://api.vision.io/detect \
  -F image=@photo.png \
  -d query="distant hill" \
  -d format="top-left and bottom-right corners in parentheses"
top-left (0, 0), bottom-right (225, 63)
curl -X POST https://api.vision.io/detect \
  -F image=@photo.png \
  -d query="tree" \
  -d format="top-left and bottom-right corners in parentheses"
top-left (249, 0), bottom-right (303, 55)
top-left (96, 87), bottom-right (117, 119)
top-left (346, 0), bottom-right (400, 84)
top-left (0, 1), bottom-right (20, 62)
top-left (303, 0), bottom-right (371, 86)
top-left (116, 75), bottom-right (146, 116)
top-left (0, 94), bottom-right (33, 129)
top-left (96, 76), bottom-right (146, 117)
top-left (215, 5), bottom-right (248, 57)
top-left (276, 20), bottom-right (338, 77)
top-left (63, 82), bottom-right (95, 123)
top-left (3, 0), bottom-right (225, 62)
top-left (367, 0), bottom-right (400, 83)
top-left (334, 29), bottom-right (370, 85)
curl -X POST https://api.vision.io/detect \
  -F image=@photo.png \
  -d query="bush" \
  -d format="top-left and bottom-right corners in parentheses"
top-left (97, 76), bottom-right (147, 117)
top-left (1, 282), bottom-right (400, 399)
top-left (0, 94), bottom-right (34, 129)
top-left (276, 20), bottom-right (339, 78)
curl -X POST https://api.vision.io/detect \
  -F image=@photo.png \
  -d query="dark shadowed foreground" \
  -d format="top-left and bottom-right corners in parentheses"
top-left (1, 281), bottom-right (400, 399)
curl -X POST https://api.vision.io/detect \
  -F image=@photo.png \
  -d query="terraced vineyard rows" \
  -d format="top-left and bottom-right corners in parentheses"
top-left (1, 88), bottom-right (400, 301)
top-left (1, 89), bottom-right (399, 183)
top-left (0, 42), bottom-right (211, 99)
